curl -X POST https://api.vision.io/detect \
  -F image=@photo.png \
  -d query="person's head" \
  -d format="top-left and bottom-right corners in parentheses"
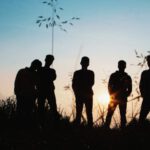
top-left (30, 59), bottom-right (42, 71)
top-left (45, 55), bottom-right (54, 66)
top-left (146, 55), bottom-right (150, 68)
top-left (80, 56), bottom-right (89, 69)
top-left (118, 60), bottom-right (126, 72)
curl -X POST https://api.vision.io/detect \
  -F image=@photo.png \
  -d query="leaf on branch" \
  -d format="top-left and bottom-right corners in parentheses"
top-left (38, 16), bottom-right (43, 18)
top-left (136, 56), bottom-right (141, 58)
top-left (48, 17), bottom-right (51, 21)
top-left (143, 58), bottom-right (146, 63)
top-left (48, 2), bottom-right (52, 6)
top-left (135, 49), bottom-right (138, 55)
top-left (72, 17), bottom-right (75, 20)
top-left (59, 7), bottom-right (64, 10)
top-left (69, 23), bottom-right (73, 26)
top-left (52, 21), bottom-right (56, 26)
top-left (56, 15), bottom-right (60, 19)
top-left (141, 53), bottom-right (143, 58)
top-left (76, 17), bottom-right (80, 20)
top-left (49, 23), bottom-right (52, 26)
top-left (46, 24), bottom-right (48, 28)
top-left (54, 9), bottom-right (56, 13)
top-left (64, 85), bottom-right (70, 91)
top-left (39, 23), bottom-right (42, 27)
top-left (137, 63), bottom-right (142, 66)
top-left (36, 20), bottom-right (41, 23)
top-left (62, 21), bottom-right (68, 24)
top-left (42, 19), bottom-right (47, 21)
top-left (63, 29), bottom-right (67, 32)
top-left (43, 1), bottom-right (47, 4)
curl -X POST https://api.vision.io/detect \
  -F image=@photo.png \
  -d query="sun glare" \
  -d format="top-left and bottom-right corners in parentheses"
top-left (98, 92), bottom-right (110, 105)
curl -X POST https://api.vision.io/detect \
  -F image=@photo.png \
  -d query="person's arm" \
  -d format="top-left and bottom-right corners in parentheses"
top-left (53, 69), bottom-right (56, 81)
top-left (126, 76), bottom-right (132, 97)
top-left (50, 69), bottom-right (56, 81)
top-left (108, 74), bottom-right (114, 95)
top-left (72, 72), bottom-right (77, 92)
top-left (139, 71), bottom-right (146, 97)
top-left (91, 71), bottom-right (95, 87)
top-left (14, 70), bottom-right (22, 95)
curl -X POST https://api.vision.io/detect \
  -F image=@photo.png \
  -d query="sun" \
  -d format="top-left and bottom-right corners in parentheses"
top-left (98, 92), bottom-right (110, 105)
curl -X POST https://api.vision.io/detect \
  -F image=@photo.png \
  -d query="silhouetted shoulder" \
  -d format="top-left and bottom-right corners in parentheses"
top-left (109, 71), bottom-right (118, 80)
top-left (49, 68), bottom-right (56, 72)
top-left (110, 71), bottom-right (131, 79)
top-left (17, 67), bottom-right (28, 74)
top-left (110, 71), bottom-right (117, 76)
top-left (125, 72), bottom-right (132, 80)
top-left (141, 69), bottom-right (150, 76)
top-left (88, 70), bottom-right (94, 74)
top-left (140, 69), bottom-right (150, 91)
top-left (74, 69), bottom-right (81, 74)
top-left (74, 69), bottom-right (94, 74)
top-left (43, 67), bottom-right (56, 73)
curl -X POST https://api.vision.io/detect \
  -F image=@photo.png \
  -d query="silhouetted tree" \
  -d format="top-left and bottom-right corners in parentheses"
top-left (36, 0), bottom-right (80, 54)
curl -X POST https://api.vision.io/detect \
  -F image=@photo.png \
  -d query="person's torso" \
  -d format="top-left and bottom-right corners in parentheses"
top-left (141, 70), bottom-right (150, 98)
top-left (109, 71), bottom-right (130, 98)
top-left (74, 69), bottom-right (94, 95)
top-left (19, 68), bottom-right (37, 95)
top-left (38, 67), bottom-right (56, 91)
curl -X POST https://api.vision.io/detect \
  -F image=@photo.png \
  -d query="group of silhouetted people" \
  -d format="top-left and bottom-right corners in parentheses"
top-left (104, 56), bottom-right (150, 129)
top-left (14, 55), bottom-right (59, 124)
top-left (14, 54), bottom-right (150, 128)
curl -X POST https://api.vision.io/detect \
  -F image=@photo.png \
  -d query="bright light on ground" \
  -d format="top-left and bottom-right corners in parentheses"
top-left (98, 92), bottom-right (110, 105)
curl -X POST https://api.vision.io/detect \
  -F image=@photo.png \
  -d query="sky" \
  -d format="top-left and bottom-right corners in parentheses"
top-left (0, 0), bottom-right (150, 118)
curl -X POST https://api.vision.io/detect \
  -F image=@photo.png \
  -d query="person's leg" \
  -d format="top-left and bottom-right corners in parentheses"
top-left (37, 94), bottom-right (46, 114)
top-left (16, 95), bottom-right (23, 115)
top-left (24, 95), bottom-right (36, 127)
top-left (75, 96), bottom-right (84, 125)
top-left (85, 96), bottom-right (93, 127)
top-left (105, 100), bottom-right (118, 128)
top-left (47, 90), bottom-right (57, 114)
top-left (37, 94), bottom-right (46, 126)
top-left (139, 98), bottom-right (150, 125)
top-left (119, 100), bottom-right (127, 129)
top-left (16, 95), bottom-right (25, 120)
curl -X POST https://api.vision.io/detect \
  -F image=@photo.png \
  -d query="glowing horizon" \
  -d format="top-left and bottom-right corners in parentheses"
top-left (1, 1), bottom-right (150, 124)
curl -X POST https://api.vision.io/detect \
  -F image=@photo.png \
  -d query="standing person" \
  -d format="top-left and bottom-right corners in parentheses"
top-left (105, 60), bottom-right (132, 129)
top-left (14, 59), bottom-right (42, 118)
top-left (72, 56), bottom-right (95, 127)
top-left (37, 55), bottom-right (58, 119)
top-left (139, 55), bottom-right (150, 125)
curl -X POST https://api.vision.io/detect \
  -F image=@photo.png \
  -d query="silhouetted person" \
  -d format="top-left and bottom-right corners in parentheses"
top-left (14, 59), bottom-right (42, 118)
top-left (105, 60), bottom-right (132, 129)
top-left (37, 55), bottom-right (58, 120)
top-left (72, 56), bottom-right (95, 127)
top-left (139, 55), bottom-right (150, 125)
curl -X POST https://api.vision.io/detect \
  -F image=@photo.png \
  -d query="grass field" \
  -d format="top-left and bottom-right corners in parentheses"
top-left (0, 98), bottom-right (150, 150)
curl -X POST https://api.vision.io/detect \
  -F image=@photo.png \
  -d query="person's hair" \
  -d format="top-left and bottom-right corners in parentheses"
top-left (31, 59), bottom-right (42, 67)
top-left (81, 56), bottom-right (89, 64)
top-left (118, 60), bottom-right (126, 66)
top-left (45, 55), bottom-right (54, 61)
top-left (146, 55), bottom-right (150, 61)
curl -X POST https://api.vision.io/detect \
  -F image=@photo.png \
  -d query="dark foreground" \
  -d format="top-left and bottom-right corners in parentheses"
top-left (0, 115), bottom-right (150, 150)
top-left (0, 99), bottom-right (150, 150)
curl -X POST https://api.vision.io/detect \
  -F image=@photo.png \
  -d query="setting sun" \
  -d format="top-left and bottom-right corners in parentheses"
top-left (98, 92), bottom-right (110, 105)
